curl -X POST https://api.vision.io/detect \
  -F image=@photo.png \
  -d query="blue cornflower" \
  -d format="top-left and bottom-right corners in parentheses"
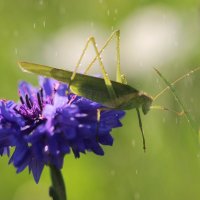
top-left (0, 100), bottom-right (24, 156)
top-left (0, 77), bottom-right (125, 183)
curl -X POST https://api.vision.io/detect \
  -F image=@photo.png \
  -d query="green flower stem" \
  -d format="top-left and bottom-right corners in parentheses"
top-left (49, 165), bottom-right (67, 200)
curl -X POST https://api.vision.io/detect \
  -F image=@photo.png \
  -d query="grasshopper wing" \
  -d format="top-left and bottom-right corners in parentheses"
top-left (18, 61), bottom-right (72, 82)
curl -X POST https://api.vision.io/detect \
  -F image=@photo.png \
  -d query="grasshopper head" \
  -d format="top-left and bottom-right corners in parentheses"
top-left (140, 93), bottom-right (153, 115)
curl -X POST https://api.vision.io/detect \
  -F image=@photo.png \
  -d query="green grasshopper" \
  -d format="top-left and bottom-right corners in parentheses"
top-left (18, 30), bottom-right (196, 151)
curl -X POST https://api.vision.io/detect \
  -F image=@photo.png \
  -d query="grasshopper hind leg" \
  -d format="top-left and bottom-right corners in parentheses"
top-left (70, 31), bottom-right (146, 150)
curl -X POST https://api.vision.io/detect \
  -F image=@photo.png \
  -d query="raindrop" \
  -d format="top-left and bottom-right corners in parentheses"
top-left (114, 9), bottom-right (118, 14)
top-left (110, 170), bottom-right (115, 176)
top-left (131, 139), bottom-right (136, 147)
top-left (13, 30), bottom-right (19, 37)
top-left (139, 61), bottom-right (144, 67)
top-left (39, 0), bottom-right (43, 5)
top-left (33, 23), bottom-right (36, 29)
top-left (43, 20), bottom-right (46, 28)
top-left (162, 117), bottom-right (166, 123)
top-left (15, 48), bottom-right (18, 55)
top-left (60, 7), bottom-right (66, 15)
top-left (90, 21), bottom-right (94, 28)
top-left (99, 0), bottom-right (103, 4)
top-left (174, 41), bottom-right (178, 47)
top-left (134, 192), bottom-right (140, 200)
top-left (135, 169), bottom-right (138, 175)
top-left (107, 9), bottom-right (110, 16)
top-left (197, 153), bottom-right (200, 158)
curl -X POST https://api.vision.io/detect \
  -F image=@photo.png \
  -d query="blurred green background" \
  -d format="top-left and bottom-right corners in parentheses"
top-left (1, 0), bottom-right (200, 199)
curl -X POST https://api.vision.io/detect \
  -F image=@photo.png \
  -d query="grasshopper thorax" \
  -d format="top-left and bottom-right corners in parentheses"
top-left (115, 90), bottom-right (153, 114)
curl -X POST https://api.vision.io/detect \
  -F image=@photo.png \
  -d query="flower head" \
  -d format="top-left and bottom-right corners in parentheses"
top-left (0, 77), bottom-right (125, 183)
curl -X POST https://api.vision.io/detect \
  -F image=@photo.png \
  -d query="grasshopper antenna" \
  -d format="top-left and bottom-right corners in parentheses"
top-left (136, 108), bottom-right (146, 152)
top-left (153, 67), bottom-right (195, 130)
top-left (153, 66), bottom-right (200, 101)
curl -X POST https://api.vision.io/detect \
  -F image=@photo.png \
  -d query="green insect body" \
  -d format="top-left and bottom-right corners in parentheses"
top-left (19, 62), bottom-right (153, 114)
